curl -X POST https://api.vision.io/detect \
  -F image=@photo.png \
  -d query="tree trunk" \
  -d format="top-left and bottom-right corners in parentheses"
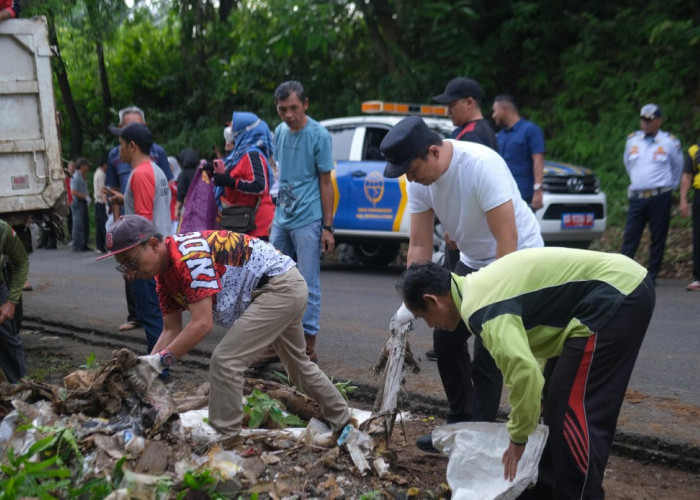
top-left (95, 41), bottom-right (112, 131)
top-left (218, 0), bottom-right (235, 23)
top-left (47, 14), bottom-right (83, 158)
top-left (357, 0), bottom-right (406, 75)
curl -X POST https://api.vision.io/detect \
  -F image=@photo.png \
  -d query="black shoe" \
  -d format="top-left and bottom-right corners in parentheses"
top-left (415, 433), bottom-right (440, 453)
top-left (425, 349), bottom-right (438, 361)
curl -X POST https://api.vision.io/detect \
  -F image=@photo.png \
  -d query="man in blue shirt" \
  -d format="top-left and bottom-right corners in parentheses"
top-left (492, 95), bottom-right (545, 210)
top-left (105, 106), bottom-right (172, 333)
top-left (252, 81), bottom-right (335, 368)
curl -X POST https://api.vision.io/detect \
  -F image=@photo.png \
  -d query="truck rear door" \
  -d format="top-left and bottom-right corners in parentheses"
top-left (0, 18), bottom-right (65, 223)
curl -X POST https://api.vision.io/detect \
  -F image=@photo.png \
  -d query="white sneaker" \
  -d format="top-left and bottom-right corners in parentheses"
top-left (686, 280), bottom-right (700, 291)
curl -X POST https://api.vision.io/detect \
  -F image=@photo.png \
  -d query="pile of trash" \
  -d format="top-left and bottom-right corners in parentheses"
top-left (0, 328), bottom-right (548, 498)
top-left (0, 348), bottom-right (410, 498)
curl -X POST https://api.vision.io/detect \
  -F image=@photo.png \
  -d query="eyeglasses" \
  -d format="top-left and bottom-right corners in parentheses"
top-left (115, 245), bottom-right (145, 274)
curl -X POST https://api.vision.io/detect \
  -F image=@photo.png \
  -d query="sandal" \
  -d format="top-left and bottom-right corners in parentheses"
top-left (118, 320), bottom-right (141, 331)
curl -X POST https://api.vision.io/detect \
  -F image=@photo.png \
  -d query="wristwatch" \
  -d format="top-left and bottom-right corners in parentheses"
top-left (159, 349), bottom-right (176, 367)
top-left (323, 225), bottom-right (334, 233)
top-left (533, 183), bottom-right (543, 191)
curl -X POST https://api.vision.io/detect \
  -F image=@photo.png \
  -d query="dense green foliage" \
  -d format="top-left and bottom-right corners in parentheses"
top-left (21, 0), bottom-right (700, 225)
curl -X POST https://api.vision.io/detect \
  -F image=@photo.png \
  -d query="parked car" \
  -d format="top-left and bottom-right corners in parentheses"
top-left (323, 102), bottom-right (607, 266)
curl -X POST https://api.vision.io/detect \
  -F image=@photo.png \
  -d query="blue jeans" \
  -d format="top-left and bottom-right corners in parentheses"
top-left (621, 191), bottom-right (672, 280)
top-left (270, 220), bottom-right (322, 336)
top-left (130, 277), bottom-right (163, 353)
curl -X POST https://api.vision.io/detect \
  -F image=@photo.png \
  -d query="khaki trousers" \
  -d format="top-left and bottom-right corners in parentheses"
top-left (208, 267), bottom-right (350, 436)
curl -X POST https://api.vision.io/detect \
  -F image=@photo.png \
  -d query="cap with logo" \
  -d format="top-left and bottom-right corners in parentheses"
top-left (640, 103), bottom-right (662, 120)
top-left (96, 215), bottom-right (157, 260)
top-left (432, 77), bottom-right (483, 104)
top-left (381, 116), bottom-right (440, 178)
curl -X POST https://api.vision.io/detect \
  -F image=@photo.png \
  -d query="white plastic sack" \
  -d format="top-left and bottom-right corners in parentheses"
top-left (432, 422), bottom-right (549, 500)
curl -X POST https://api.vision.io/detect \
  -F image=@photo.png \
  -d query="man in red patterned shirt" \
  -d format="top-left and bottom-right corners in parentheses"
top-left (99, 215), bottom-right (351, 440)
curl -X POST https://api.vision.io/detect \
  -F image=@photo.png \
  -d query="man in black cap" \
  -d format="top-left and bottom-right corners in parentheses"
top-left (429, 78), bottom-right (500, 361)
top-left (382, 116), bottom-right (544, 453)
top-left (621, 103), bottom-right (683, 283)
top-left (433, 77), bottom-right (497, 150)
top-left (105, 106), bottom-right (172, 334)
top-left (104, 122), bottom-right (172, 354)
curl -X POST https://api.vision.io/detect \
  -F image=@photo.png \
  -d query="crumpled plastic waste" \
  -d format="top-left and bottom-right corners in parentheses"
top-left (432, 422), bottom-right (549, 500)
top-left (337, 424), bottom-right (373, 475)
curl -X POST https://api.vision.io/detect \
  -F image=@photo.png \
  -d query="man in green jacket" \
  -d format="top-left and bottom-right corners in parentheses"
top-left (395, 248), bottom-right (654, 498)
top-left (0, 219), bottom-right (29, 383)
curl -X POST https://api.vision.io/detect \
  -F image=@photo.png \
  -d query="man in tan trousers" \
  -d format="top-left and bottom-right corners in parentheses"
top-left (98, 215), bottom-right (351, 439)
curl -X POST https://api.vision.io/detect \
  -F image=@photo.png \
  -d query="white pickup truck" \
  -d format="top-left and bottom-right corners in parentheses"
top-left (323, 103), bottom-right (607, 266)
top-left (0, 17), bottom-right (67, 232)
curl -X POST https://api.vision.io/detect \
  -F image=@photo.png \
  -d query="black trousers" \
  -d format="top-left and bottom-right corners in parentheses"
top-left (125, 279), bottom-right (139, 324)
top-left (433, 259), bottom-right (503, 423)
top-left (94, 202), bottom-right (108, 253)
top-left (692, 191), bottom-right (700, 281)
top-left (621, 191), bottom-right (672, 280)
top-left (543, 273), bottom-right (654, 498)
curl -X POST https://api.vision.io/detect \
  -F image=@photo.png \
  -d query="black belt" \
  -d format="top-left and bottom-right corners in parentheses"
top-left (255, 274), bottom-right (269, 289)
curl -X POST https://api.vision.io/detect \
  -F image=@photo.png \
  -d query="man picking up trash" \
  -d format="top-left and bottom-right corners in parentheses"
top-left (98, 215), bottom-right (351, 441)
top-left (394, 248), bottom-right (654, 498)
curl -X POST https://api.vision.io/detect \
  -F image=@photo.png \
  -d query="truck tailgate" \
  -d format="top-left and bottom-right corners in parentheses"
top-left (0, 18), bottom-right (65, 219)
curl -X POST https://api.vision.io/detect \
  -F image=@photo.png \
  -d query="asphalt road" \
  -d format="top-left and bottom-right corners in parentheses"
top-left (21, 245), bottom-right (700, 452)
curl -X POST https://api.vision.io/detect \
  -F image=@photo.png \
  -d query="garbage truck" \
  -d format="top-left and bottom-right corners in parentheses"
top-left (0, 16), bottom-right (67, 237)
top-left (0, 17), bottom-right (67, 328)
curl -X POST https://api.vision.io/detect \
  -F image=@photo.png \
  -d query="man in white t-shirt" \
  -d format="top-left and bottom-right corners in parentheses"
top-left (381, 116), bottom-right (543, 453)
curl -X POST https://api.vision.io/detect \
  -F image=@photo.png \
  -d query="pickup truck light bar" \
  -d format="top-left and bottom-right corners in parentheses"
top-left (361, 100), bottom-right (448, 117)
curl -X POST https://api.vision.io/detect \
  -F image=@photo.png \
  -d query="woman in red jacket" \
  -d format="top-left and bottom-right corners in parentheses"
top-left (213, 112), bottom-right (275, 240)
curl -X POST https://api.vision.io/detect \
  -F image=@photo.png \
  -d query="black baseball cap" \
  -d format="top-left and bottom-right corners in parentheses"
top-left (109, 122), bottom-right (153, 152)
top-left (96, 215), bottom-right (157, 260)
top-left (640, 103), bottom-right (662, 120)
top-left (381, 116), bottom-right (440, 178)
top-left (432, 77), bottom-right (483, 104)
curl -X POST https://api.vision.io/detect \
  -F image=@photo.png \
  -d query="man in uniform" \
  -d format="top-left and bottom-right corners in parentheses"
top-left (100, 215), bottom-right (352, 441)
top-left (0, 219), bottom-right (29, 383)
top-left (492, 95), bottom-right (546, 210)
top-left (382, 116), bottom-right (543, 452)
top-left (621, 103), bottom-right (683, 283)
top-left (395, 249), bottom-right (654, 498)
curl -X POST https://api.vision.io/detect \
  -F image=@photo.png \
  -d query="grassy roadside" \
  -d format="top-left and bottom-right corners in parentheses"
top-left (590, 223), bottom-right (693, 281)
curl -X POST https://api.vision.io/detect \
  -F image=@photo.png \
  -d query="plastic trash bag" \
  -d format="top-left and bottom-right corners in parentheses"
top-left (179, 164), bottom-right (219, 233)
top-left (432, 422), bottom-right (549, 500)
